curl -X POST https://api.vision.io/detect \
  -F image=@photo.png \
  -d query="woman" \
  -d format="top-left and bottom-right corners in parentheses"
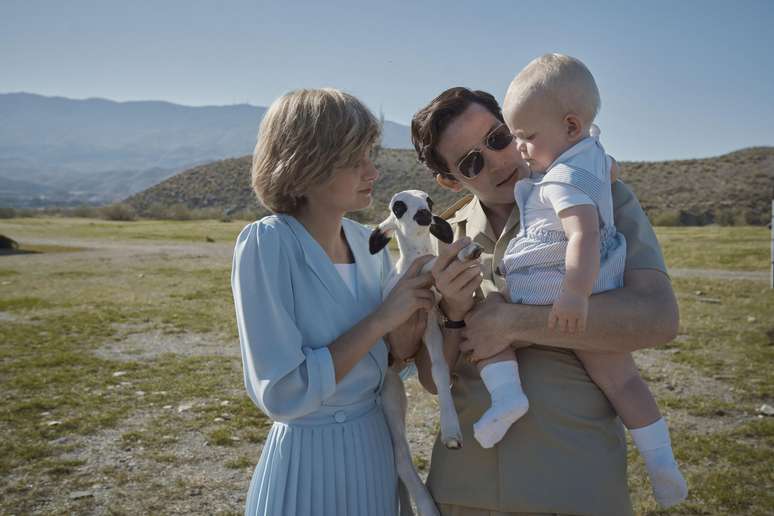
top-left (409, 87), bottom-right (680, 516)
top-left (231, 88), bottom-right (432, 516)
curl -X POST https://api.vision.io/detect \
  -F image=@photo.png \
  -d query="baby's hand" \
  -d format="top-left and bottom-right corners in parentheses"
top-left (548, 289), bottom-right (589, 334)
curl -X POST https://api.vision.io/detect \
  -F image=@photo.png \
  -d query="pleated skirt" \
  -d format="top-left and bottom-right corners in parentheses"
top-left (245, 403), bottom-right (398, 516)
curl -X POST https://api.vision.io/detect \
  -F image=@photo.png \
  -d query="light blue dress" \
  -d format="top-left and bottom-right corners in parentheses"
top-left (231, 214), bottom-right (398, 516)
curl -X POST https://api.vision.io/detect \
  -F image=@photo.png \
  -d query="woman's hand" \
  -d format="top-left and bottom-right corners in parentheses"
top-left (432, 237), bottom-right (483, 321)
top-left (460, 293), bottom-right (531, 362)
top-left (377, 255), bottom-right (434, 336)
top-left (386, 309), bottom-right (427, 362)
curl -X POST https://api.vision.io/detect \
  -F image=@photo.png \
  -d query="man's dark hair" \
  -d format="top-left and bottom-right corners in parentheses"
top-left (411, 87), bottom-right (504, 178)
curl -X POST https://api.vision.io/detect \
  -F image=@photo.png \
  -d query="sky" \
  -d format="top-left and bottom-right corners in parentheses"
top-left (2, 0), bottom-right (773, 161)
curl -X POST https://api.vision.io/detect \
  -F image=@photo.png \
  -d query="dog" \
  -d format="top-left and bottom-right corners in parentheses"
top-left (370, 190), bottom-right (482, 516)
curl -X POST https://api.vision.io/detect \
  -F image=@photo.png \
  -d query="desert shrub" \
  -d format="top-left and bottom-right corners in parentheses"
top-left (0, 207), bottom-right (16, 219)
top-left (188, 207), bottom-right (225, 220)
top-left (98, 203), bottom-right (137, 221)
top-left (742, 209), bottom-right (767, 226)
top-left (13, 208), bottom-right (39, 218)
top-left (141, 202), bottom-right (195, 220)
top-left (650, 210), bottom-right (682, 226)
top-left (229, 207), bottom-right (266, 222)
top-left (678, 210), bottom-right (712, 226)
top-left (143, 202), bottom-right (171, 220)
top-left (67, 205), bottom-right (100, 218)
top-left (715, 208), bottom-right (749, 226)
top-left (166, 203), bottom-right (192, 220)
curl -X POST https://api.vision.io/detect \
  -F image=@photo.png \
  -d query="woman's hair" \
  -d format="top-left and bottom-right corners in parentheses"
top-left (504, 53), bottom-right (600, 125)
top-left (411, 87), bottom-right (503, 178)
top-left (251, 88), bottom-right (380, 213)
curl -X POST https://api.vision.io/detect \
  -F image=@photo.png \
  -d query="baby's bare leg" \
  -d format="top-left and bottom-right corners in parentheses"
top-left (576, 350), bottom-right (688, 508)
top-left (575, 350), bottom-right (659, 429)
top-left (472, 346), bottom-right (528, 449)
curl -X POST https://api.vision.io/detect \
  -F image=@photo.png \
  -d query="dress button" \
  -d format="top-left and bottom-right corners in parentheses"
top-left (334, 411), bottom-right (347, 423)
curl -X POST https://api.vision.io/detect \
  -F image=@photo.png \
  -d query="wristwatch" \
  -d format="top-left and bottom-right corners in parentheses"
top-left (443, 316), bottom-right (466, 329)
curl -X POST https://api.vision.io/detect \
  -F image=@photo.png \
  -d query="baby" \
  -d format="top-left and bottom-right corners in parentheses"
top-left (474, 53), bottom-right (687, 508)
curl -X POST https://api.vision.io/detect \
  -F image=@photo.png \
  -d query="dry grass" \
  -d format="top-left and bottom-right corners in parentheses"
top-left (0, 218), bottom-right (771, 514)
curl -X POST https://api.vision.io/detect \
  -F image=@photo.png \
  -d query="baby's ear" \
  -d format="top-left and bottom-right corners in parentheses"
top-left (429, 216), bottom-right (454, 244)
top-left (564, 113), bottom-right (584, 140)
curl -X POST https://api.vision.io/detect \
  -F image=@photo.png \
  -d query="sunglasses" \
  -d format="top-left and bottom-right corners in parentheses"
top-left (455, 123), bottom-right (514, 178)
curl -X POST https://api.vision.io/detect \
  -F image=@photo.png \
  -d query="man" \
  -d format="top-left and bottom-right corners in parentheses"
top-left (407, 87), bottom-right (678, 516)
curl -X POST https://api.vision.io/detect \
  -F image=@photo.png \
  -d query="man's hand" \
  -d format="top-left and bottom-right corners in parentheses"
top-left (432, 237), bottom-right (482, 321)
top-left (460, 293), bottom-right (530, 362)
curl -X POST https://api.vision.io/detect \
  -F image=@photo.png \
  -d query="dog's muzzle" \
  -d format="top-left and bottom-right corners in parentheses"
top-left (414, 209), bottom-right (432, 226)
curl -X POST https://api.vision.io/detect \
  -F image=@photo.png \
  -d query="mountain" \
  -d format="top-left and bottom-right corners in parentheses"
top-left (125, 147), bottom-right (774, 226)
top-left (0, 92), bottom-right (412, 207)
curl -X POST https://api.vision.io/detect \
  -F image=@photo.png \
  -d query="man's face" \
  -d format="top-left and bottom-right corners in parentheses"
top-left (435, 103), bottom-right (528, 206)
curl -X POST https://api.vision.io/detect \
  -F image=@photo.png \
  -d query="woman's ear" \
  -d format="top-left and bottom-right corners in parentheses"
top-left (435, 173), bottom-right (464, 192)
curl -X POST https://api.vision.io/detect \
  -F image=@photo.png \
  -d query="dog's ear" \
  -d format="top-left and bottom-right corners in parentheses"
top-left (369, 216), bottom-right (396, 254)
top-left (429, 215), bottom-right (454, 244)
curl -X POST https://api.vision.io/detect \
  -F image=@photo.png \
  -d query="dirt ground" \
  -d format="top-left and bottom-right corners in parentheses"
top-left (1, 235), bottom-right (768, 514)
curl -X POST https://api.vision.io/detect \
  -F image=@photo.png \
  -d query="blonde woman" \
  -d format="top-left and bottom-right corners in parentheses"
top-left (231, 88), bottom-right (433, 516)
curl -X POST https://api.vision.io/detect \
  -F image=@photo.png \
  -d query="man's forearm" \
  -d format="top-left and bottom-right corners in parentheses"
top-left (507, 269), bottom-right (679, 352)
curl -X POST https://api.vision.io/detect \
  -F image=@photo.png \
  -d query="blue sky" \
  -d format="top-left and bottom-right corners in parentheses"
top-left (2, 0), bottom-right (773, 161)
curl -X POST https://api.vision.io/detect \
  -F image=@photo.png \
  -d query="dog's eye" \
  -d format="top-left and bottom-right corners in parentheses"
top-left (392, 201), bottom-right (407, 218)
top-left (426, 197), bottom-right (434, 211)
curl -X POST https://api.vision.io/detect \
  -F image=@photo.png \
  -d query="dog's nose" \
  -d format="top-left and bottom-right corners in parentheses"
top-left (413, 209), bottom-right (432, 226)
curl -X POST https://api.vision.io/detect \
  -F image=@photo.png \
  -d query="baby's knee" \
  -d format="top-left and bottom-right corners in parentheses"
top-left (586, 361), bottom-right (640, 396)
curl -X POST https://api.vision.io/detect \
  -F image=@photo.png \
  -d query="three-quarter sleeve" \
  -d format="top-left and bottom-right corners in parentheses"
top-left (231, 221), bottom-right (337, 421)
top-left (612, 181), bottom-right (668, 274)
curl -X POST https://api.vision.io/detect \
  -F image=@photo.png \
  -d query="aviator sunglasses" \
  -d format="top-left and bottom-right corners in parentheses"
top-left (455, 122), bottom-right (514, 178)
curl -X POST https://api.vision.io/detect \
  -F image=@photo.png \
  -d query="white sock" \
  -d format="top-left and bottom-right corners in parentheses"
top-left (630, 418), bottom-right (688, 508)
top-left (473, 361), bottom-right (529, 449)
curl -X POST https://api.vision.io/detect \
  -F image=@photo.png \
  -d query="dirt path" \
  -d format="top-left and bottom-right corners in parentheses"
top-left (670, 267), bottom-right (769, 282)
top-left (11, 238), bottom-right (769, 283)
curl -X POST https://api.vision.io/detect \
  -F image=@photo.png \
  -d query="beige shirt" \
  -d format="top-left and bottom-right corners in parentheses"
top-left (427, 181), bottom-right (667, 516)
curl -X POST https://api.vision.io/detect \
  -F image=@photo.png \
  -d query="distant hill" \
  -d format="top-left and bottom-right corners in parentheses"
top-left (0, 92), bottom-right (412, 207)
top-left (125, 147), bottom-right (774, 226)
top-left (124, 149), bottom-right (462, 224)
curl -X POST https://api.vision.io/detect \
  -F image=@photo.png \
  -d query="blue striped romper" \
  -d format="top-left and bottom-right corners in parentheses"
top-left (501, 132), bottom-right (627, 305)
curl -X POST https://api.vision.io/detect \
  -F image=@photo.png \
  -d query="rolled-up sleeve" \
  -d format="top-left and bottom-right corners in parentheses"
top-left (612, 181), bottom-right (668, 274)
top-left (231, 221), bottom-right (336, 421)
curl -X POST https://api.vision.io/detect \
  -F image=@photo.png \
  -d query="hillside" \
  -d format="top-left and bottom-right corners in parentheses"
top-left (125, 147), bottom-right (774, 225)
top-left (0, 92), bottom-right (412, 206)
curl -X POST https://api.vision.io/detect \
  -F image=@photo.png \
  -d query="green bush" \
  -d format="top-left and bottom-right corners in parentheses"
top-left (0, 207), bottom-right (16, 219)
top-left (650, 210), bottom-right (682, 226)
top-left (166, 203), bottom-right (192, 220)
top-left (98, 203), bottom-right (137, 221)
top-left (715, 208), bottom-right (748, 226)
top-left (67, 205), bottom-right (100, 218)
